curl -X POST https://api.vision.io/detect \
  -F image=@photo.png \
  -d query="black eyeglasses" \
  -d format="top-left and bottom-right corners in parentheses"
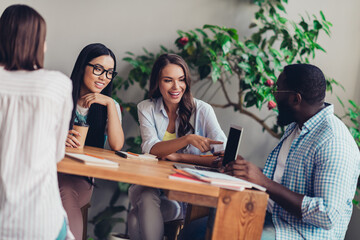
top-left (271, 89), bottom-right (298, 95)
top-left (87, 63), bottom-right (117, 80)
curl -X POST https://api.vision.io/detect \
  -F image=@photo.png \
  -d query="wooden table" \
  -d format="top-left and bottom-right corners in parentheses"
top-left (58, 146), bottom-right (268, 240)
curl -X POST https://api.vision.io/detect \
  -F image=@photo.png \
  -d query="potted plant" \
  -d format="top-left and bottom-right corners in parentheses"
top-left (112, 0), bottom-right (360, 208)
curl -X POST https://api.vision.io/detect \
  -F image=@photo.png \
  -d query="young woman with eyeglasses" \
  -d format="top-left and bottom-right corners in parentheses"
top-left (127, 53), bottom-right (227, 240)
top-left (0, 4), bottom-right (73, 240)
top-left (59, 43), bottom-right (124, 240)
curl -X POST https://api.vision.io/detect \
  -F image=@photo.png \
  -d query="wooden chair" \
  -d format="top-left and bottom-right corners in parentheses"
top-left (164, 219), bottom-right (184, 240)
top-left (81, 203), bottom-right (91, 240)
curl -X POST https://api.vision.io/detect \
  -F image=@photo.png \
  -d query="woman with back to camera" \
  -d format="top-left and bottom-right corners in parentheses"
top-left (127, 53), bottom-right (227, 240)
top-left (58, 43), bottom-right (124, 240)
top-left (0, 4), bottom-right (73, 240)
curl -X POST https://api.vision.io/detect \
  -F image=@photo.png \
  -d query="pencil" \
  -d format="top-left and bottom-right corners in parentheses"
top-left (127, 152), bottom-right (139, 156)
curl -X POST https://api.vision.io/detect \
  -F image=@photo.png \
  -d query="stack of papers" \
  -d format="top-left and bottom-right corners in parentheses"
top-left (66, 153), bottom-right (119, 168)
top-left (169, 168), bottom-right (266, 192)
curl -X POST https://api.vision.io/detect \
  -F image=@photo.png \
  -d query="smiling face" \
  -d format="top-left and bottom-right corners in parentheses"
top-left (159, 63), bottom-right (187, 108)
top-left (81, 55), bottom-right (115, 95)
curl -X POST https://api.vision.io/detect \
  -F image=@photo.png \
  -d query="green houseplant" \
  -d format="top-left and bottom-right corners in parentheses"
top-left (115, 0), bottom-right (336, 139)
top-left (89, 182), bottom-right (131, 240)
top-left (112, 0), bottom-right (360, 208)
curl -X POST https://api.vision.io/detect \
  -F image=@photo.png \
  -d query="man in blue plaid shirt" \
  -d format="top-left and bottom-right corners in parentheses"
top-left (226, 64), bottom-right (360, 239)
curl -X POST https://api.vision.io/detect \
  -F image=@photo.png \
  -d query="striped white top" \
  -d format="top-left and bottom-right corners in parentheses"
top-left (0, 66), bottom-right (73, 239)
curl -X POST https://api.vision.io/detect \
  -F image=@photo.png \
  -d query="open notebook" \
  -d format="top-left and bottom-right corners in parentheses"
top-left (65, 152), bottom-right (119, 168)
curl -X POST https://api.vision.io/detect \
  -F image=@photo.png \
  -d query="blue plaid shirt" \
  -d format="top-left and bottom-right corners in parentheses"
top-left (263, 104), bottom-right (360, 239)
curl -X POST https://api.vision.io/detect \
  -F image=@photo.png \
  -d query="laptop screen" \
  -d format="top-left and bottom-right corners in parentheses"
top-left (222, 125), bottom-right (243, 166)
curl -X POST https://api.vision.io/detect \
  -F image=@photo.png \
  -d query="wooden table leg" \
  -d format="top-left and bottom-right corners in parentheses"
top-left (211, 189), bottom-right (268, 240)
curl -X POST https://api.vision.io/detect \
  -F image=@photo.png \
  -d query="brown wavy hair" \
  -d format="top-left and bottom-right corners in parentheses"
top-left (0, 4), bottom-right (46, 70)
top-left (149, 53), bottom-right (194, 137)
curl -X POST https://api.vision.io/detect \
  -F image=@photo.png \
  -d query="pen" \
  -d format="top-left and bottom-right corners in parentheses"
top-left (127, 152), bottom-right (139, 156)
top-left (85, 153), bottom-right (104, 159)
top-left (200, 154), bottom-right (224, 157)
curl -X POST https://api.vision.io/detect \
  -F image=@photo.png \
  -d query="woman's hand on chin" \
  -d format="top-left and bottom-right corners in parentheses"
top-left (80, 93), bottom-right (112, 108)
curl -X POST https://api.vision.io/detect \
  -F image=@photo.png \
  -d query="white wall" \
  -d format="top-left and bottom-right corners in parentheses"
top-left (1, 0), bottom-right (358, 238)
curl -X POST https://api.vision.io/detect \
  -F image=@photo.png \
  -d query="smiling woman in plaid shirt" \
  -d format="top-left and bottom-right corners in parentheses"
top-left (224, 64), bottom-right (360, 240)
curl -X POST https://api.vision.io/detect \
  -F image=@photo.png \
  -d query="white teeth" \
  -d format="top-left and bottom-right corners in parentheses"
top-left (95, 82), bottom-right (104, 86)
top-left (169, 92), bottom-right (180, 96)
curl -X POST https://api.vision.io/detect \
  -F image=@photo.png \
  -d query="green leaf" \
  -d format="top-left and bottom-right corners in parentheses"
top-left (299, 20), bottom-right (308, 32)
top-left (249, 22), bottom-right (257, 28)
top-left (203, 24), bottom-right (221, 30)
top-left (217, 33), bottom-right (232, 55)
top-left (349, 100), bottom-right (359, 109)
top-left (189, 30), bottom-right (199, 40)
top-left (123, 57), bottom-right (139, 68)
top-left (160, 45), bottom-right (168, 52)
top-left (125, 51), bottom-right (134, 56)
top-left (337, 96), bottom-right (345, 108)
top-left (252, 33), bottom-right (261, 45)
top-left (320, 10), bottom-right (326, 21)
top-left (238, 62), bottom-right (252, 73)
top-left (222, 39), bottom-right (231, 55)
top-left (211, 61), bottom-right (221, 82)
top-left (227, 28), bottom-right (239, 41)
top-left (268, 36), bottom-right (277, 47)
top-left (349, 108), bottom-right (358, 119)
top-left (269, 48), bottom-right (282, 58)
top-left (177, 30), bottom-right (185, 36)
top-left (278, 17), bottom-right (288, 24)
top-left (143, 48), bottom-right (149, 55)
top-left (220, 57), bottom-right (232, 73)
top-left (313, 20), bottom-right (322, 30)
top-left (245, 40), bottom-right (257, 50)
top-left (314, 43), bottom-right (326, 52)
top-left (195, 28), bottom-right (208, 38)
top-left (118, 182), bottom-right (131, 192)
top-left (244, 91), bottom-right (257, 107)
top-left (276, 3), bottom-right (286, 12)
top-left (256, 56), bottom-right (265, 72)
top-left (208, 48), bottom-right (217, 58)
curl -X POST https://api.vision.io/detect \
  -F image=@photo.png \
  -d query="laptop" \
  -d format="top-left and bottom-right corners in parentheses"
top-left (174, 124), bottom-right (243, 172)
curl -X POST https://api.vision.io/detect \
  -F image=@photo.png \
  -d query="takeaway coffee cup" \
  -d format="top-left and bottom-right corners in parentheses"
top-left (72, 122), bottom-right (89, 148)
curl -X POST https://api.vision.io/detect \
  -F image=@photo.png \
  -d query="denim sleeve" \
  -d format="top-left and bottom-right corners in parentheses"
top-left (202, 105), bottom-right (227, 152)
top-left (138, 102), bottom-right (161, 154)
top-left (301, 138), bottom-right (359, 230)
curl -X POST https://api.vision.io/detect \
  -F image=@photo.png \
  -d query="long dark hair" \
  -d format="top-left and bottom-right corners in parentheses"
top-left (70, 43), bottom-right (116, 148)
top-left (149, 53), bottom-right (194, 137)
top-left (0, 4), bottom-right (46, 70)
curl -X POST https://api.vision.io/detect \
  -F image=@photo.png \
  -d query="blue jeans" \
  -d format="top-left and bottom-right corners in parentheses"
top-left (178, 210), bottom-right (275, 240)
top-left (56, 218), bottom-right (67, 240)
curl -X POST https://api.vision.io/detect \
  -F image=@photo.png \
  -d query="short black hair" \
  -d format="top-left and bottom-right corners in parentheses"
top-left (70, 43), bottom-right (116, 148)
top-left (283, 64), bottom-right (326, 104)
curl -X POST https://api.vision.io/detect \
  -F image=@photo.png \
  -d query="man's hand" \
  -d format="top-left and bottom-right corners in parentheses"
top-left (224, 155), bottom-right (304, 218)
top-left (223, 155), bottom-right (269, 188)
